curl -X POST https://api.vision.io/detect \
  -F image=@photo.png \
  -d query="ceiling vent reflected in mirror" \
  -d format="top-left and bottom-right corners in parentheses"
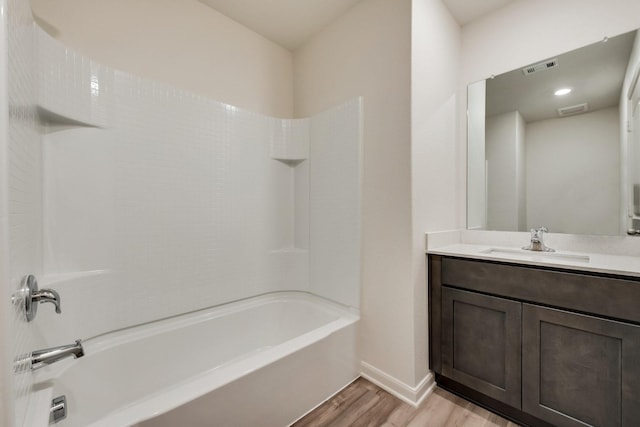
top-left (485, 31), bottom-right (635, 123)
top-left (522, 58), bottom-right (559, 75)
top-left (557, 102), bottom-right (589, 117)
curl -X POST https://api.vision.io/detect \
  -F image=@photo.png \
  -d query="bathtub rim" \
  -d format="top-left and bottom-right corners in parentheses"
top-left (31, 291), bottom-right (359, 427)
top-left (37, 290), bottom-right (357, 375)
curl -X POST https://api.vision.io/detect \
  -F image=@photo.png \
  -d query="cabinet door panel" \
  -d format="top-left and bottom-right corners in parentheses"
top-left (442, 287), bottom-right (522, 408)
top-left (523, 304), bottom-right (640, 427)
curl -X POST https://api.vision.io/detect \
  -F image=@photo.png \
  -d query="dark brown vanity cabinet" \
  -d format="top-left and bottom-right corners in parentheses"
top-left (429, 255), bottom-right (640, 427)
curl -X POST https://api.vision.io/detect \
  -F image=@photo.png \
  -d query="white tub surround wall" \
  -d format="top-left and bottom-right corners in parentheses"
top-left (4, 0), bottom-right (45, 425)
top-left (30, 0), bottom-right (294, 118)
top-left (33, 30), bottom-right (361, 348)
top-left (0, 1), bottom-right (12, 425)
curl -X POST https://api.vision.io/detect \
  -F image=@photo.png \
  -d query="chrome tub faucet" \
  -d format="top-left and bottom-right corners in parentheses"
top-left (32, 287), bottom-right (61, 314)
top-left (523, 227), bottom-right (555, 252)
top-left (29, 340), bottom-right (84, 371)
top-left (12, 275), bottom-right (62, 322)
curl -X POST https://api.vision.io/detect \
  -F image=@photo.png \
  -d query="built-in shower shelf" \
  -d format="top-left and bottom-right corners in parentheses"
top-left (273, 158), bottom-right (306, 166)
top-left (270, 118), bottom-right (309, 161)
top-left (37, 105), bottom-right (101, 131)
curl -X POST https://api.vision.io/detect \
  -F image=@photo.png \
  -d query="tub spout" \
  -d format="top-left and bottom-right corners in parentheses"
top-left (30, 340), bottom-right (84, 370)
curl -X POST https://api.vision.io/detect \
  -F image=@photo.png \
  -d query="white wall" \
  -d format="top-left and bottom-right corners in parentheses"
top-left (411, 0), bottom-right (461, 395)
top-left (462, 0), bottom-right (640, 85)
top-left (295, 0), bottom-right (460, 400)
top-left (526, 108), bottom-right (620, 235)
top-left (486, 111), bottom-right (526, 231)
top-left (460, 0), bottom-right (640, 233)
top-left (294, 0), bottom-right (417, 392)
top-left (30, 0), bottom-right (294, 118)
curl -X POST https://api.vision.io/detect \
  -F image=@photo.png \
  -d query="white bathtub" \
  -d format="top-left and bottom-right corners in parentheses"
top-left (32, 292), bottom-right (359, 427)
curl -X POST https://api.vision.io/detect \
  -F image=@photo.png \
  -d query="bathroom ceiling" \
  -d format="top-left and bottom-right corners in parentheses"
top-left (441, 0), bottom-right (516, 25)
top-left (198, 0), bottom-right (518, 51)
top-left (198, 0), bottom-right (362, 51)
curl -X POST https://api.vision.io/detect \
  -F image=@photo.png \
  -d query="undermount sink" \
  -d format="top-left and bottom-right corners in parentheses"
top-left (480, 247), bottom-right (590, 263)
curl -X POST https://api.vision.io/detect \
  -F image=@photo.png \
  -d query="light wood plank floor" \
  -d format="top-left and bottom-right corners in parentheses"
top-left (293, 378), bottom-right (521, 427)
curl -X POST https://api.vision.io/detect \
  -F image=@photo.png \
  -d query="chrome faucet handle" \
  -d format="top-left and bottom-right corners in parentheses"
top-left (524, 227), bottom-right (555, 252)
top-left (530, 227), bottom-right (548, 241)
top-left (531, 228), bottom-right (540, 243)
top-left (32, 288), bottom-right (61, 314)
top-left (12, 275), bottom-right (62, 322)
top-left (531, 226), bottom-right (547, 234)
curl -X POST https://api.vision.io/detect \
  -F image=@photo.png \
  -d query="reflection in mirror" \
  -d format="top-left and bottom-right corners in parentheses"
top-left (467, 29), bottom-right (640, 236)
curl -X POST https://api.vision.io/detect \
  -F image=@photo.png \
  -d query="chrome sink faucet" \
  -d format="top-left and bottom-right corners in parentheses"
top-left (523, 227), bottom-right (555, 252)
top-left (28, 340), bottom-right (84, 371)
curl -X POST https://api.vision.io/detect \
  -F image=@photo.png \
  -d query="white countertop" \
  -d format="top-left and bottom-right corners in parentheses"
top-left (426, 230), bottom-right (640, 279)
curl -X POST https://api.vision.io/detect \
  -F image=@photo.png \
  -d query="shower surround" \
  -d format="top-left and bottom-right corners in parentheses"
top-left (7, 26), bottom-right (362, 427)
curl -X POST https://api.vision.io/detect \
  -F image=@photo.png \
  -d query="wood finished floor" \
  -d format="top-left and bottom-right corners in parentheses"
top-left (293, 378), bottom-right (521, 427)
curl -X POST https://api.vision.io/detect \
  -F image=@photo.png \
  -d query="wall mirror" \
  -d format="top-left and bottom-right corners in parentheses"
top-left (467, 29), bottom-right (640, 236)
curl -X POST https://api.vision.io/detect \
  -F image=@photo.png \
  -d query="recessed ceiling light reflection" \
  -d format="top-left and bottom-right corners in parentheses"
top-left (554, 88), bottom-right (572, 96)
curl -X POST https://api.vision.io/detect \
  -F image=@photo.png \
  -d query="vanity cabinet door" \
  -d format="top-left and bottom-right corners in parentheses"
top-left (523, 304), bottom-right (640, 427)
top-left (441, 287), bottom-right (522, 408)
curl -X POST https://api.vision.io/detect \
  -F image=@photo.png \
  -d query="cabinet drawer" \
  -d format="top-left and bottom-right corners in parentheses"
top-left (441, 287), bottom-right (522, 408)
top-left (442, 257), bottom-right (640, 323)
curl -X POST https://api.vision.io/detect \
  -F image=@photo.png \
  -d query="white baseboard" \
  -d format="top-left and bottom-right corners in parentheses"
top-left (360, 362), bottom-right (435, 407)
